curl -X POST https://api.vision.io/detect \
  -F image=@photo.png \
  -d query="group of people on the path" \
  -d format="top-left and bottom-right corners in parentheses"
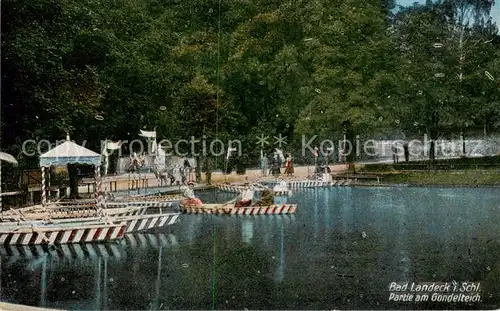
top-left (261, 152), bottom-right (294, 177)
top-left (128, 152), bottom-right (147, 173)
top-left (261, 151), bottom-right (333, 178)
top-left (391, 141), bottom-right (410, 164)
top-left (154, 159), bottom-right (194, 186)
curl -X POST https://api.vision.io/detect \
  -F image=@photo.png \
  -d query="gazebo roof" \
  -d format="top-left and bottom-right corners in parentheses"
top-left (39, 134), bottom-right (101, 167)
top-left (0, 152), bottom-right (18, 165)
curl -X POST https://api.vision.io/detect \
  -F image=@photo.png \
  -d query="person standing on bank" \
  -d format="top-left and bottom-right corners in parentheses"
top-left (403, 141), bottom-right (409, 163)
top-left (284, 153), bottom-right (294, 177)
top-left (391, 143), bottom-right (399, 164)
top-left (260, 153), bottom-right (268, 176)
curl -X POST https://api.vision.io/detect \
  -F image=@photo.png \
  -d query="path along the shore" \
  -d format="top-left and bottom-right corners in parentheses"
top-left (79, 164), bottom-right (350, 193)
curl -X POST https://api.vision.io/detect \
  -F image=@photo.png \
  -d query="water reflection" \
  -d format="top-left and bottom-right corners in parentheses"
top-left (242, 220), bottom-right (253, 244)
top-left (0, 188), bottom-right (499, 309)
top-left (0, 233), bottom-right (179, 310)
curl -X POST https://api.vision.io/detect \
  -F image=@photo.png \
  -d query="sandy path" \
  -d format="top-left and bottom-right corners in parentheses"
top-left (76, 164), bottom-right (349, 193)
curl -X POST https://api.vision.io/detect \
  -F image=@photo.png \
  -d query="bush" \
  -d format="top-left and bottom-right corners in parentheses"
top-left (225, 164), bottom-right (233, 174)
top-left (236, 168), bottom-right (246, 175)
top-left (234, 155), bottom-right (248, 175)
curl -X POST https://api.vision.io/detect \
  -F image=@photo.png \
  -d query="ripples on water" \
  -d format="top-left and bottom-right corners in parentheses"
top-left (0, 187), bottom-right (499, 310)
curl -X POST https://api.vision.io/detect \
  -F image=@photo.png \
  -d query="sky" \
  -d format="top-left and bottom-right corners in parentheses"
top-left (396, 0), bottom-right (500, 25)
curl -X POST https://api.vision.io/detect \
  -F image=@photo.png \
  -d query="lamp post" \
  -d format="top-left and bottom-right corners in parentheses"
top-left (342, 126), bottom-right (347, 168)
top-left (95, 115), bottom-right (104, 206)
top-left (326, 147), bottom-right (334, 167)
top-left (95, 115), bottom-right (105, 171)
top-left (95, 115), bottom-right (105, 155)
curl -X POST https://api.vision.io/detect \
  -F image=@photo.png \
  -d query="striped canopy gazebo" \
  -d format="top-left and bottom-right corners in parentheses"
top-left (39, 134), bottom-right (102, 209)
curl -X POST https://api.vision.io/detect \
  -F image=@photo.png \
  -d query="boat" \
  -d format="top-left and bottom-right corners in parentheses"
top-left (1, 205), bottom-right (149, 221)
top-left (120, 193), bottom-right (184, 202)
top-left (3, 212), bottom-right (180, 234)
top-left (262, 174), bottom-right (353, 188)
top-left (272, 180), bottom-right (293, 196)
top-left (0, 221), bottom-right (126, 245)
top-left (179, 202), bottom-right (297, 215)
top-left (216, 183), bottom-right (292, 196)
top-left (103, 193), bottom-right (183, 208)
top-left (105, 200), bottom-right (176, 209)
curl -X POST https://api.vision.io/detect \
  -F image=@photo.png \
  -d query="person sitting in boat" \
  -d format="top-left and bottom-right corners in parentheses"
top-left (279, 179), bottom-right (287, 189)
top-left (180, 181), bottom-right (203, 207)
top-left (253, 189), bottom-right (275, 206)
top-left (235, 187), bottom-right (254, 207)
top-left (273, 178), bottom-right (288, 192)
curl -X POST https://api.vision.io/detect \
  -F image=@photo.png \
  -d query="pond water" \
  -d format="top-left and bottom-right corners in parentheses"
top-left (1, 187), bottom-right (499, 310)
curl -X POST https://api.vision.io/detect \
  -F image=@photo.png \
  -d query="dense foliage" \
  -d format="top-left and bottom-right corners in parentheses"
top-left (2, 0), bottom-right (499, 168)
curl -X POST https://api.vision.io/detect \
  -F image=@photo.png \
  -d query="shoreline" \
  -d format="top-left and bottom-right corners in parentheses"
top-left (345, 183), bottom-right (500, 189)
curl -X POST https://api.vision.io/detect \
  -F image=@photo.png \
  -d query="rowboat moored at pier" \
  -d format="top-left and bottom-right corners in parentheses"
top-left (0, 205), bottom-right (148, 221)
top-left (216, 183), bottom-right (292, 196)
top-left (0, 221), bottom-right (126, 245)
top-left (263, 179), bottom-right (353, 188)
top-left (118, 193), bottom-right (184, 202)
top-left (10, 212), bottom-right (180, 234)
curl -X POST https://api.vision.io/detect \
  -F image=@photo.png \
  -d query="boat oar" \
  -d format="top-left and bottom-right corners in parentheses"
top-left (30, 225), bottom-right (52, 244)
top-left (6, 210), bottom-right (53, 243)
top-left (220, 196), bottom-right (238, 207)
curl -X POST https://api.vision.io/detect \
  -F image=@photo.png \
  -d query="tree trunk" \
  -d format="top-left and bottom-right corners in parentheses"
top-left (344, 121), bottom-right (356, 174)
top-left (429, 132), bottom-right (436, 169)
top-left (430, 140), bottom-right (435, 162)
top-left (205, 157), bottom-right (212, 185)
top-left (403, 142), bottom-right (409, 163)
top-left (195, 156), bottom-right (201, 182)
top-left (67, 164), bottom-right (81, 199)
top-left (461, 131), bottom-right (466, 156)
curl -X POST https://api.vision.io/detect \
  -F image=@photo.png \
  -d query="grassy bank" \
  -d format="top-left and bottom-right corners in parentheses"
top-left (360, 155), bottom-right (500, 172)
top-left (355, 155), bottom-right (500, 186)
top-left (380, 171), bottom-right (500, 186)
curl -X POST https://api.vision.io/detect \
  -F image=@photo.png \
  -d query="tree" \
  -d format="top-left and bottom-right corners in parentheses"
top-left (391, 1), bottom-right (499, 163)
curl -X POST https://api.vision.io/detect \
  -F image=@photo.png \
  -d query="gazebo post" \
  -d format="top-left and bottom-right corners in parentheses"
top-left (94, 165), bottom-right (100, 208)
top-left (41, 166), bottom-right (47, 207)
top-left (47, 166), bottom-right (51, 203)
top-left (94, 163), bottom-right (105, 215)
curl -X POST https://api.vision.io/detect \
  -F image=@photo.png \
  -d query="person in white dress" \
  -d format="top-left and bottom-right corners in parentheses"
top-left (181, 182), bottom-right (202, 206)
top-left (235, 187), bottom-right (255, 207)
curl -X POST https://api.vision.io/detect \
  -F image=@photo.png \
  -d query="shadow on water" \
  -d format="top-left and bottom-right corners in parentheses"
top-left (0, 187), bottom-right (499, 309)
